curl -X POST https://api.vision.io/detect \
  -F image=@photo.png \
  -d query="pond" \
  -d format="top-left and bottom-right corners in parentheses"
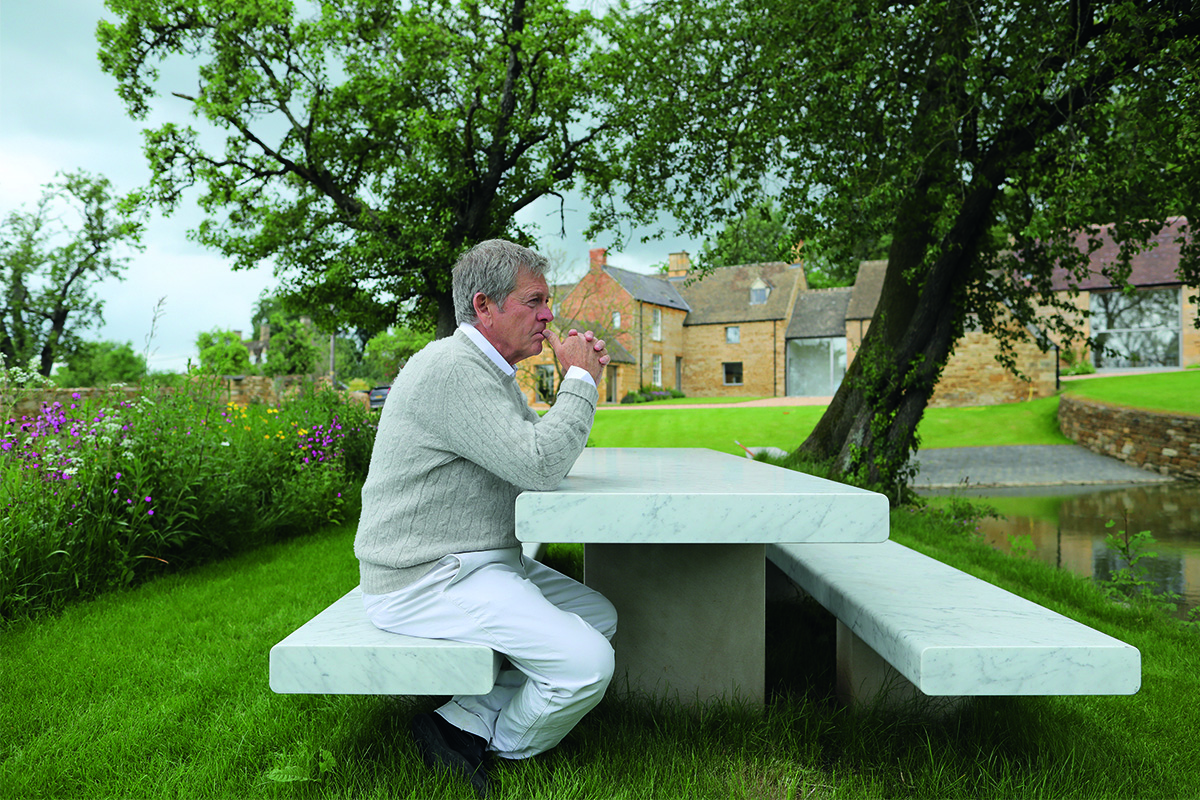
top-left (920, 482), bottom-right (1200, 618)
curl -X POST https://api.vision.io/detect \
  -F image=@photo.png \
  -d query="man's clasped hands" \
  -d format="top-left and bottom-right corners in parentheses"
top-left (543, 328), bottom-right (610, 383)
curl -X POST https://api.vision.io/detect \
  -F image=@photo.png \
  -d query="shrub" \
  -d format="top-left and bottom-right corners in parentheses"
top-left (0, 376), bottom-right (376, 622)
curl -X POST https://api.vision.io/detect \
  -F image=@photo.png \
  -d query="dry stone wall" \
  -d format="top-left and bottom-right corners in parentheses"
top-left (1058, 394), bottom-right (1200, 481)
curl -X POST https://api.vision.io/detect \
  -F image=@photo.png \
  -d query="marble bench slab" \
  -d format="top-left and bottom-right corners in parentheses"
top-left (768, 541), bottom-right (1141, 702)
top-left (269, 586), bottom-right (501, 695)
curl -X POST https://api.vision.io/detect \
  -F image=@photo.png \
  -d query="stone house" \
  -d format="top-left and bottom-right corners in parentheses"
top-left (840, 261), bottom-right (1060, 407)
top-left (1049, 217), bottom-right (1200, 371)
top-left (520, 219), bottom-right (1198, 407)
top-left (673, 257), bottom-right (807, 398)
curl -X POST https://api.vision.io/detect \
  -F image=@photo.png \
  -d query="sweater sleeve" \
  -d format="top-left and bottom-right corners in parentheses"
top-left (413, 355), bottom-right (598, 492)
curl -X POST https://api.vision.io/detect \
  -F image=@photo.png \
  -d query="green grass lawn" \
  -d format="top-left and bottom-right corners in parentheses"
top-left (3, 516), bottom-right (1198, 799)
top-left (1062, 369), bottom-right (1200, 416)
top-left (592, 394), bottom-right (1071, 453)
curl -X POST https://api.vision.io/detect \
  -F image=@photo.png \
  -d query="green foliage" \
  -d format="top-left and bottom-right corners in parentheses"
top-left (264, 313), bottom-right (320, 376)
top-left (363, 327), bottom-right (433, 382)
top-left (698, 201), bottom-right (796, 270)
top-left (0, 171), bottom-right (147, 376)
top-left (0, 380), bottom-right (376, 622)
top-left (52, 340), bottom-right (147, 387)
top-left (1099, 520), bottom-right (1178, 611)
top-left (195, 328), bottom-right (252, 375)
top-left (1060, 347), bottom-right (1097, 376)
top-left (98, 0), bottom-right (634, 337)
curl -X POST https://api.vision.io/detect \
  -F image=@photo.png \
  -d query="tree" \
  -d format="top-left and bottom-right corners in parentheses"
top-left (364, 327), bottom-right (434, 382)
top-left (698, 201), bottom-right (795, 270)
top-left (604, 0), bottom-right (1200, 497)
top-left (264, 313), bottom-right (321, 376)
top-left (52, 340), bottom-right (148, 387)
top-left (98, 0), bottom-right (630, 339)
top-left (195, 328), bottom-right (252, 375)
top-left (0, 171), bottom-right (146, 376)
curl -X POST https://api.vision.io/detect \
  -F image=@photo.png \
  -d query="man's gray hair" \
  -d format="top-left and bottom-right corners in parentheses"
top-left (452, 239), bottom-right (549, 325)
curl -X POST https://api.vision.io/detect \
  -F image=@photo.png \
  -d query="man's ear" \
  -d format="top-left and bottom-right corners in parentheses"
top-left (472, 292), bottom-right (491, 326)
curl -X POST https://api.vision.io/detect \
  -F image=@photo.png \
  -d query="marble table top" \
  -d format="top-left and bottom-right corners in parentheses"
top-left (516, 447), bottom-right (889, 544)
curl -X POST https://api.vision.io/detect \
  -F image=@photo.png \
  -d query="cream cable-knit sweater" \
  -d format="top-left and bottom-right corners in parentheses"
top-left (354, 328), bottom-right (598, 594)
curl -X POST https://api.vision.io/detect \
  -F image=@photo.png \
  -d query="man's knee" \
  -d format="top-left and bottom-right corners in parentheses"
top-left (570, 628), bottom-right (615, 699)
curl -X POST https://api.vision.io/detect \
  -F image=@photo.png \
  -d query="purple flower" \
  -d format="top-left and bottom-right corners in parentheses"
top-left (148, 509), bottom-right (155, 516)
top-left (144, 496), bottom-right (152, 502)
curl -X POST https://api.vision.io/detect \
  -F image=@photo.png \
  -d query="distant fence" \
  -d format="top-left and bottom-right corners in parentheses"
top-left (1059, 394), bottom-right (1200, 482)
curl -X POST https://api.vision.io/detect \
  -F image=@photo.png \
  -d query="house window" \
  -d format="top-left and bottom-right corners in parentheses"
top-left (1090, 287), bottom-right (1181, 369)
top-left (612, 311), bottom-right (621, 329)
top-left (725, 325), bottom-right (740, 344)
top-left (534, 364), bottom-right (556, 403)
top-left (786, 337), bottom-right (848, 397)
top-left (651, 308), bottom-right (662, 341)
top-left (652, 354), bottom-right (662, 386)
top-left (750, 279), bottom-right (770, 305)
top-left (723, 362), bottom-right (743, 385)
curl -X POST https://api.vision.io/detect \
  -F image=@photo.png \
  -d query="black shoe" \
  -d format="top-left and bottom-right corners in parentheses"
top-left (410, 712), bottom-right (490, 798)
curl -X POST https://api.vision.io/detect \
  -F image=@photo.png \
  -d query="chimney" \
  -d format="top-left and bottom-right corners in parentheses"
top-left (667, 251), bottom-right (690, 277)
top-left (589, 247), bottom-right (607, 272)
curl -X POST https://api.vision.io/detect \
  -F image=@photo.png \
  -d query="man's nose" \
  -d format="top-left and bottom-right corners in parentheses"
top-left (539, 304), bottom-right (553, 322)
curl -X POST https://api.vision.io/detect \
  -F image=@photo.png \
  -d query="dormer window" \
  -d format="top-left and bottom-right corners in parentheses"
top-left (749, 278), bottom-right (770, 305)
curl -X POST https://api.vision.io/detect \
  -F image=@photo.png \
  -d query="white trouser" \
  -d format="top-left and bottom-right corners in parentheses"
top-left (362, 547), bottom-right (617, 760)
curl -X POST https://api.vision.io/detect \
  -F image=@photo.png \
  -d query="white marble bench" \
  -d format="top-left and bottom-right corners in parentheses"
top-left (269, 585), bottom-right (502, 695)
top-left (269, 543), bottom-right (545, 696)
top-left (767, 540), bottom-right (1142, 710)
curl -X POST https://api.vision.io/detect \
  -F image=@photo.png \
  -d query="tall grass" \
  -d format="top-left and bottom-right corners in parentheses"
top-left (0, 374), bottom-right (375, 623)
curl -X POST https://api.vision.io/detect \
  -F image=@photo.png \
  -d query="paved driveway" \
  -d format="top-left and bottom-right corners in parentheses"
top-left (912, 445), bottom-right (1174, 490)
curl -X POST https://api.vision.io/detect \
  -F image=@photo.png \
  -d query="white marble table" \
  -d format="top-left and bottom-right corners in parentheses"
top-left (515, 448), bottom-right (890, 703)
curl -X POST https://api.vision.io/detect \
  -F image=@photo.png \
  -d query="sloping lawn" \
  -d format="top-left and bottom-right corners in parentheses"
top-left (1063, 370), bottom-right (1200, 416)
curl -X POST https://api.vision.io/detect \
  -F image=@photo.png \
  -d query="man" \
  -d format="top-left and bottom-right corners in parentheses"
top-left (354, 239), bottom-right (616, 796)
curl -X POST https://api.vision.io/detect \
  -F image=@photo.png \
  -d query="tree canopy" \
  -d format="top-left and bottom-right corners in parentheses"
top-left (0, 171), bottom-right (146, 377)
top-left (98, 0), bottom-right (630, 339)
top-left (52, 340), bottom-right (148, 388)
top-left (195, 328), bottom-right (252, 375)
top-left (605, 0), bottom-right (1200, 496)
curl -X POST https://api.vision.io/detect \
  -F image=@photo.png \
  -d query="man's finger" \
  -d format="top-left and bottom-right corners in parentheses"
top-left (542, 328), bottom-right (560, 348)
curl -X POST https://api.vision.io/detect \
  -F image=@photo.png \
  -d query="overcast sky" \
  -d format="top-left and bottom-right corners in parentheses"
top-left (0, 0), bottom-right (699, 373)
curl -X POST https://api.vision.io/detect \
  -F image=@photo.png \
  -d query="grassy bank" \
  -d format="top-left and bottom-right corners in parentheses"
top-left (591, 394), bottom-right (1070, 453)
top-left (2, 513), bottom-right (1196, 799)
top-left (1063, 370), bottom-right (1200, 416)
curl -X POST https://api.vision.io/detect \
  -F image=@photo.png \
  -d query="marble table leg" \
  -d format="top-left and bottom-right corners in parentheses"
top-left (584, 542), bottom-right (765, 705)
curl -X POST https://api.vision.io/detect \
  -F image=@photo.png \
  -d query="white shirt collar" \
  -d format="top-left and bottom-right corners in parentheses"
top-left (460, 322), bottom-right (516, 377)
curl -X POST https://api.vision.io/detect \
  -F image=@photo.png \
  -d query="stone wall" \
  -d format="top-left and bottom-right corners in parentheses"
top-left (1059, 394), bottom-right (1200, 481)
top-left (6, 374), bottom-right (367, 419)
top-left (929, 331), bottom-right (1058, 408)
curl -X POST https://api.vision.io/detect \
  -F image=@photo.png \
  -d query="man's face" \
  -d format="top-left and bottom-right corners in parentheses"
top-left (475, 267), bottom-right (554, 365)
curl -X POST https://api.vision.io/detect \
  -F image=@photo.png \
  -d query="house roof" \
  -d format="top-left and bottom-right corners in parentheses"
top-left (675, 262), bottom-right (802, 325)
top-left (846, 260), bottom-right (887, 321)
top-left (1050, 217), bottom-right (1191, 291)
top-left (786, 287), bottom-right (853, 339)
top-left (603, 265), bottom-right (691, 312)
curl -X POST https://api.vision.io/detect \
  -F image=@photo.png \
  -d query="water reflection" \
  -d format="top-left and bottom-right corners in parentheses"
top-left (921, 482), bottom-right (1200, 617)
